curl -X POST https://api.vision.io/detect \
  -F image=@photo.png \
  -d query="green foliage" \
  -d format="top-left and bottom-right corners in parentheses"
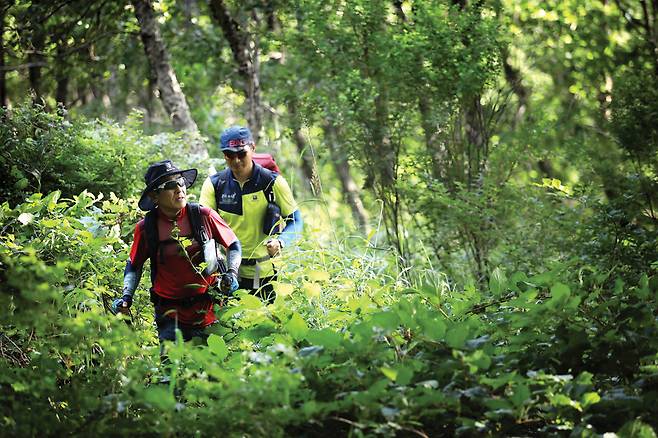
top-left (1, 191), bottom-right (657, 436)
top-left (610, 67), bottom-right (658, 163)
top-left (0, 191), bottom-right (152, 436)
top-left (0, 104), bottom-right (144, 206)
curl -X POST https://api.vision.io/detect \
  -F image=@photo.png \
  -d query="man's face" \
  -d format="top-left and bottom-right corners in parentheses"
top-left (223, 144), bottom-right (254, 175)
top-left (154, 175), bottom-right (187, 212)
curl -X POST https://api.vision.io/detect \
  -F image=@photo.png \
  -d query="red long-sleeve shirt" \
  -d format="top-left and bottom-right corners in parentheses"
top-left (129, 206), bottom-right (237, 326)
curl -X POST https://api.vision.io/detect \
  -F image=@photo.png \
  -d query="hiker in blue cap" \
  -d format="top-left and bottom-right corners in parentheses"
top-left (200, 126), bottom-right (303, 303)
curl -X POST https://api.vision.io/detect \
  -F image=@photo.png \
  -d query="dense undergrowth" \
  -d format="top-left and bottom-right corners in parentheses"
top-left (1, 190), bottom-right (657, 437)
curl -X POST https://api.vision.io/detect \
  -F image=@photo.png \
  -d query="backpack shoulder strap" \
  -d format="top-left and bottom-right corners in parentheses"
top-left (143, 209), bottom-right (159, 282)
top-left (210, 169), bottom-right (231, 209)
top-left (261, 167), bottom-right (279, 203)
top-left (186, 202), bottom-right (207, 244)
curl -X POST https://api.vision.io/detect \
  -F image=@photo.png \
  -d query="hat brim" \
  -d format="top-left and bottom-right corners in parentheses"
top-left (221, 145), bottom-right (249, 153)
top-left (137, 168), bottom-right (197, 211)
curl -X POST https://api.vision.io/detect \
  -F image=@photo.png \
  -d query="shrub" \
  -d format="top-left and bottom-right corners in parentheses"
top-left (0, 104), bottom-right (144, 207)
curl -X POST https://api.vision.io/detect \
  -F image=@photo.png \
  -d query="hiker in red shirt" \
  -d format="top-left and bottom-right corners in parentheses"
top-left (112, 160), bottom-right (241, 346)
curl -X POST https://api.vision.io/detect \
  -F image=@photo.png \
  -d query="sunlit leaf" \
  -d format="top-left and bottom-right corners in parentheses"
top-left (17, 213), bottom-right (34, 225)
top-left (308, 270), bottom-right (330, 282)
top-left (489, 267), bottom-right (507, 296)
top-left (273, 282), bottom-right (295, 297)
top-left (303, 282), bottom-right (322, 298)
top-left (465, 350), bottom-right (491, 372)
top-left (238, 293), bottom-right (264, 309)
top-left (285, 312), bottom-right (309, 340)
top-left (381, 366), bottom-right (397, 381)
top-left (207, 334), bottom-right (228, 360)
top-left (581, 392), bottom-right (600, 408)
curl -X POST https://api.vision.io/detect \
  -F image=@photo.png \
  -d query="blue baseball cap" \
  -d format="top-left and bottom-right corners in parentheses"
top-left (220, 125), bottom-right (254, 152)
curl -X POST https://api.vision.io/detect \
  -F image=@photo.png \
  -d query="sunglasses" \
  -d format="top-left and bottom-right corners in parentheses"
top-left (224, 149), bottom-right (248, 159)
top-left (155, 176), bottom-right (186, 192)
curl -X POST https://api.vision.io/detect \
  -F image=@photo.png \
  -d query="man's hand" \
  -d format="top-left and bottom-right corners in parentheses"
top-left (265, 239), bottom-right (282, 257)
top-left (219, 272), bottom-right (239, 295)
top-left (111, 294), bottom-right (132, 315)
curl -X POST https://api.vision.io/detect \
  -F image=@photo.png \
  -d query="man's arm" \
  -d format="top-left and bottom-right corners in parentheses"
top-left (271, 176), bottom-right (303, 249)
top-left (113, 224), bottom-right (147, 314)
top-left (225, 240), bottom-right (242, 277)
top-left (278, 210), bottom-right (303, 247)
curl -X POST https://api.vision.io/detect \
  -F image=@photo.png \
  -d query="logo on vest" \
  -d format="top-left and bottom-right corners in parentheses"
top-left (220, 192), bottom-right (238, 205)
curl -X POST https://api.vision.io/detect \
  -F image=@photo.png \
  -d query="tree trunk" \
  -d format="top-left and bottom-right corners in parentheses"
top-left (133, 0), bottom-right (205, 156)
top-left (208, 0), bottom-right (263, 142)
top-left (55, 76), bottom-right (68, 108)
top-left (501, 47), bottom-right (529, 127)
top-left (183, 0), bottom-right (199, 28)
top-left (26, 5), bottom-right (45, 105)
top-left (54, 44), bottom-right (68, 108)
top-left (0, 5), bottom-right (6, 108)
top-left (325, 123), bottom-right (370, 233)
top-left (287, 97), bottom-right (316, 188)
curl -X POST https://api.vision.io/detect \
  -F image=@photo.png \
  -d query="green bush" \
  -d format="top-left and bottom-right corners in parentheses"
top-left (610, 67), bottom-right (658, 163)
top-left (0, 104), bottom-right (144, 207)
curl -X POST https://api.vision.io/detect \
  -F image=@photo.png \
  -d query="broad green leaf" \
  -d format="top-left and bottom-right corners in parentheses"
top-left (301, 400), bottom-right (319, 416)
top-left (303, 282), bottom-right (322, 298)
top-left (446, 326), bottom-right (469, 348)
top-left (420, 317), bottom-right (447, 341)
top-left (285, 312), bottom-right (309, 340)
top-left (581, 392), bottom-right (601, 408)
top-left (238, 293), bottom-right (264, 309)
top-left (207, 334), bottom-right (228, 360)
top-left (381, 366), bottom-right (397, 381)
top-left (308, 270), bottom-right (330, 282)
top-left (273, 282), bottom-right (295, 297)
top-left (44, 190), bottom-right (61, 211)
top-left (346, 295), bottom-right (374, 313)
top-left (11, 382), bottom-right (27, 392)
top-left (40, 219), bottom-right (60, 228)
top-left (219, 306), bottom-right (244, 321)
top-left (370, 311), bottom-right (400, 331)
top-left (547, 282), bottom-right (571, 308)
top-left (465, 350), bottom-right (492, 372)
top-left (396, 366), bottom-right (414, 386)
top-left (481, 373), bottom-right (516, 390)
top-left (549, 394), bottom-right (581, 411)
top-left (510, 384), bottom-right (531, 408)
top-left (305, 328), bottom-right (342, 350)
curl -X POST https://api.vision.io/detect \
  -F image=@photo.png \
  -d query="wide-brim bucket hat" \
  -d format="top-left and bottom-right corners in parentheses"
top-left (138, 160), bottom-right (197, 211)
